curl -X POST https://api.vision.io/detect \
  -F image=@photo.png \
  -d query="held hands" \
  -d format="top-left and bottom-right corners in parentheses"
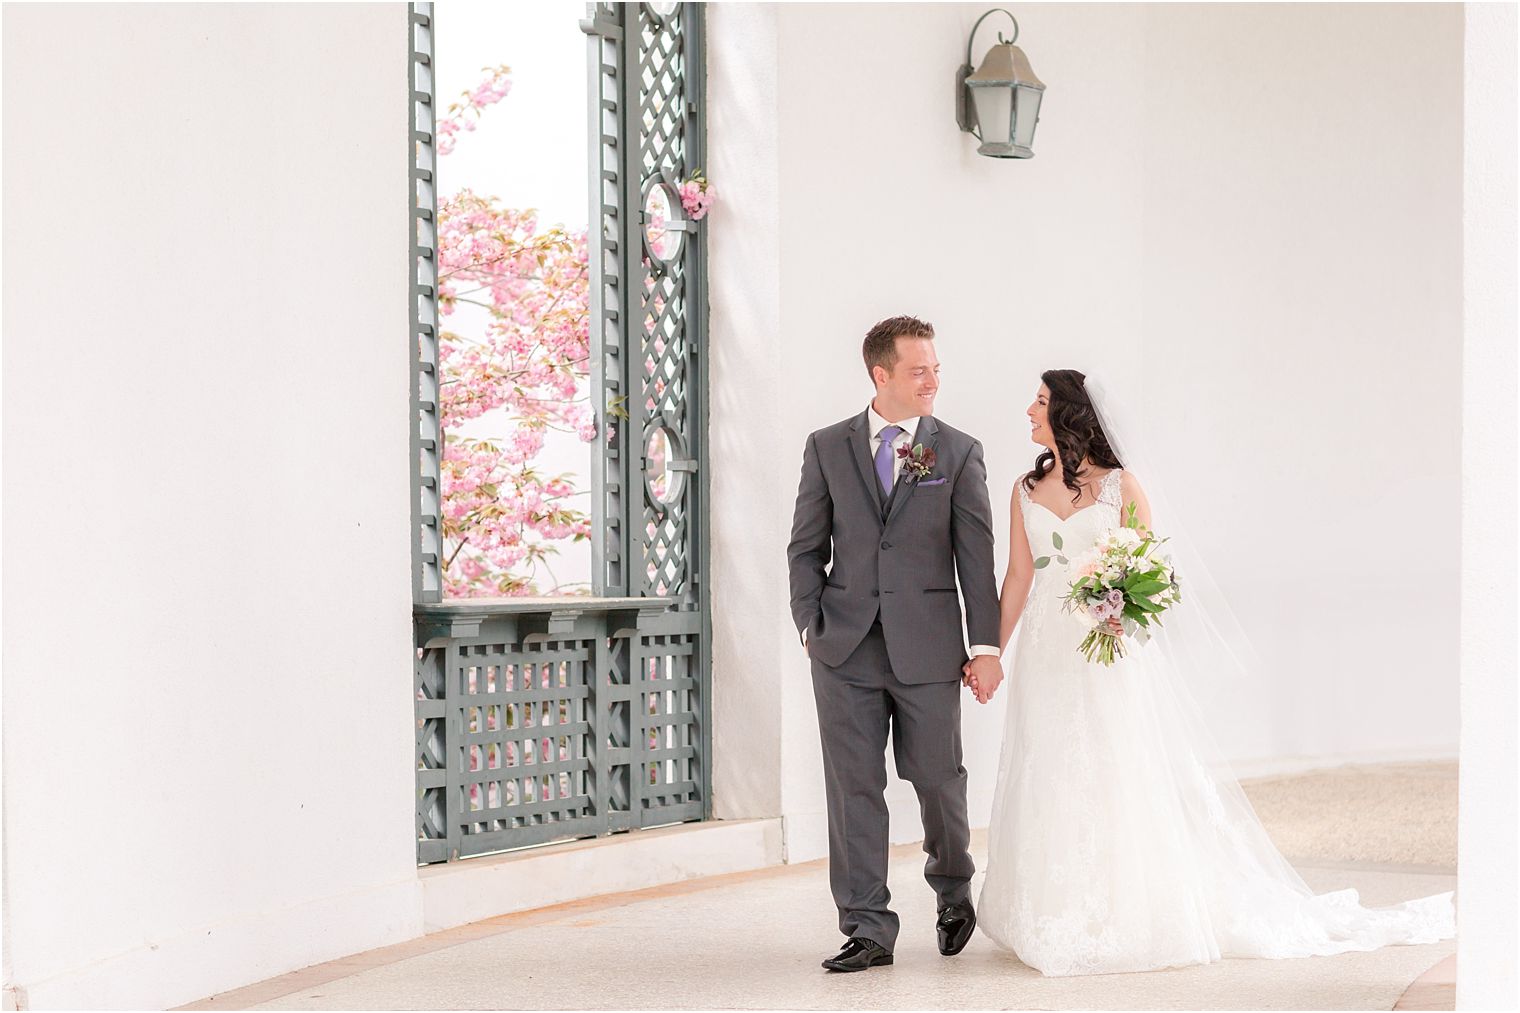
top-left (961, 654), bottom-right (1004, 704)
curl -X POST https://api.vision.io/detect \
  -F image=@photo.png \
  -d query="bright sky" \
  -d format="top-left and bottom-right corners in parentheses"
top-left (436, 0), bottom-right (589, 232)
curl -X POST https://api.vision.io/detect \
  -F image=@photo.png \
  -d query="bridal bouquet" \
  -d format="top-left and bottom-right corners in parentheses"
top-left (1039, 504), bottom-right (1182, 665)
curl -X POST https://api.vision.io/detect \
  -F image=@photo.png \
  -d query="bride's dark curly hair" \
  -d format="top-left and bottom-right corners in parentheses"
top-left (1022, 369), bottom-right (1124, 503)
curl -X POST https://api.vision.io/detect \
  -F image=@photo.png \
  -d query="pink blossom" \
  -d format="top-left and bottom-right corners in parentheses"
top-left (433, 69), bottom-right (596, 597)
top-left (677, 175), bottom-right (715, 221)
top-left (435, 65), bottom-right (513, 158)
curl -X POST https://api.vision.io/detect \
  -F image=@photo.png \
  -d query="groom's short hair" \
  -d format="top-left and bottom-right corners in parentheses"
top-left (863, 315), bottom-right (935, 381)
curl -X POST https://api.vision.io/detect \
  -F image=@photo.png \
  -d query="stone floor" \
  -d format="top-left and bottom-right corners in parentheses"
top-left (181, 762), bottom-right (1458, 1011)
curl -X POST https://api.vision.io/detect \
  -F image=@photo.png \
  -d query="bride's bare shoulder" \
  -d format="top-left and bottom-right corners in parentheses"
top-left (1118, 469), bottom-right (1149, 504)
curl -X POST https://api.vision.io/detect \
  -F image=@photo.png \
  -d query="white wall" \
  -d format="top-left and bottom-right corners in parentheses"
top-left (1457, 5), bottom-right (1518, 1008)
top-left (708, 3), bottom-right (786, 825)
top-left (1137, 3), bottom-right (1463, 764)
top-left (2, 5), bottom-right (420, 1008)
top-left (709, 2), bottom-right (1463, 862)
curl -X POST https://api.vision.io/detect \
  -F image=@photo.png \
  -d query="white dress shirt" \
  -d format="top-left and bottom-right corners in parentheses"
top-left (803, 404), bottom-right (999, 660)
top-left (868, 404), bottom-right (919, 486)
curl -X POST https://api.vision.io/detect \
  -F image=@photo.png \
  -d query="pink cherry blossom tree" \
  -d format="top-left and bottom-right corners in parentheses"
top-left (434, 66), bottom-right (595, 597)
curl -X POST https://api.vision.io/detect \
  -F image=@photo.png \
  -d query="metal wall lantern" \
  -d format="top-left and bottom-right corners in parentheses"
top-left (955, 8), bottom-right (1045, 159)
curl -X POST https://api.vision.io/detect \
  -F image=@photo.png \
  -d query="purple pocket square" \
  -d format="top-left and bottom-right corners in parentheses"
top-left (919, 477), bottom-right (948, 486)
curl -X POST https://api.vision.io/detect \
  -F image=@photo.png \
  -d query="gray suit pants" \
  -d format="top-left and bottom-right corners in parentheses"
top-left (810, 619), bottom-right (975, 951)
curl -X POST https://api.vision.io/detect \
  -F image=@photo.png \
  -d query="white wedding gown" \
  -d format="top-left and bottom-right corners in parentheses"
top-left (977, 469), bottom-right (1455, 976)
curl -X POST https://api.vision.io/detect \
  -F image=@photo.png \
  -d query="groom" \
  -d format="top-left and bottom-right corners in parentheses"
top-left (788, 315), bottom-right (1003, 972)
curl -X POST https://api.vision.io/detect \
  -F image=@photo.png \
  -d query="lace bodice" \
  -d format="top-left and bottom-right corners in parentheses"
top-left (1017, 468), bottom-right (1124, 540)
top-left (1017, 469), bottom-right (1124, 629)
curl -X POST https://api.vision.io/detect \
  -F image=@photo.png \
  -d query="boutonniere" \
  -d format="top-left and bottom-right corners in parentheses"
top-left (896, 443), bottom-right (937, 483)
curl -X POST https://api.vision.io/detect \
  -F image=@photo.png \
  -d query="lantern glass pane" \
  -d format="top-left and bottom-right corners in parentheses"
top-left (971, 86), bottom-right (1013, 148)
top-left (1014, 85), bottom-right (1041, 152)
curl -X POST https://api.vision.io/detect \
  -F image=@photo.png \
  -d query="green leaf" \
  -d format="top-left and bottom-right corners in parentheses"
top-left (1051, 531), bottom-right (1063, 550)
top-left (1128, 579), bottom-right (1167, 596)
top-left (1034, 556), bottom-right (1051, 569)
top-left (1056, 555), bottom-right (1068, 565)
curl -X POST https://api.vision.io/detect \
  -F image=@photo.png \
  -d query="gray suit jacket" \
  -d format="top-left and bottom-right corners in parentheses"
top-left (787, 411), bottom-right (1000, 684)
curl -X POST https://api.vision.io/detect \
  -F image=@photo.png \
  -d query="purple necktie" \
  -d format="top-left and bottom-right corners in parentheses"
top-left (874, 424), bottom-right (902, 495)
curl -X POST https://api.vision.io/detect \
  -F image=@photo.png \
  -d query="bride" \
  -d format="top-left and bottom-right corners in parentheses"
top-left (968, 368), bottom-right (1455, 976)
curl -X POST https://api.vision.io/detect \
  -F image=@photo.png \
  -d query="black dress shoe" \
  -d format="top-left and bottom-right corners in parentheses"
top-left (936, 899), bottom-right (977, 956)
top-left (821, 936), bottom-right (894, 972)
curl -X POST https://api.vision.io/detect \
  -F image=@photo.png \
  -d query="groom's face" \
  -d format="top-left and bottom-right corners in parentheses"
top-left (873, 336), bottom-right (940, 418)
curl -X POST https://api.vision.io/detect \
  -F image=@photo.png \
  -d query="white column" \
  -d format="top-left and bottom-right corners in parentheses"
top-left (1458, 4), bottom-right (1519, 1008)
top-left (1, 5), bottom-right (420, 1008)
top-left (706, 3), bottom-right (788, 825)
